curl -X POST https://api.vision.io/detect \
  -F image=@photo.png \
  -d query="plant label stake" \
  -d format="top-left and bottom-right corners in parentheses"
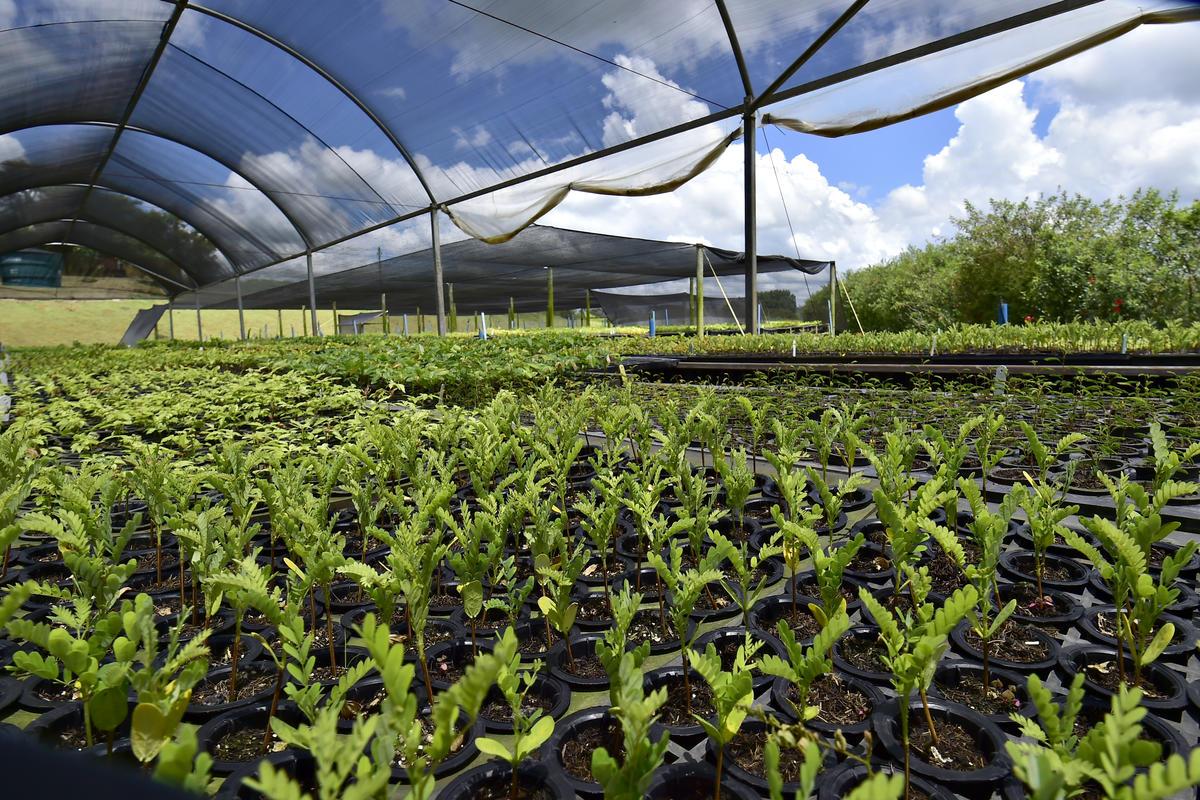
top-left (791, 339), bottom-right (797, 358)
top-left (993, 365), bottom-right (1008, 396)
top-left (478, 313), bottom-right (488, 340)
top-left (1121, 333), bottom-right (1128, 354)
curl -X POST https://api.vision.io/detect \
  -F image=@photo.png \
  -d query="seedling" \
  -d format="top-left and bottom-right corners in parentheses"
top-left (475, 653), bottom-right (557, 800)
top-left (690, 638), bottom-right (758, 800)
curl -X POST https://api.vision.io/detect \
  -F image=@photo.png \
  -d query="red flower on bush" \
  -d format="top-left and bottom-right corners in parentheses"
top-left (1113, 297), bottom-right (1124, 314)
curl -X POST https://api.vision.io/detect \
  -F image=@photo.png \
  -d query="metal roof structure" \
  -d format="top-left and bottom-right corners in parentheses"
top-left (0, 1), bottom-right (1194, 334)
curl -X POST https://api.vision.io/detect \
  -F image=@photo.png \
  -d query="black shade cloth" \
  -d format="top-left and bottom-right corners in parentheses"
top-left (201, 224), bottom-right (826, 314)
top-left (593, 290), bottom-right (746, 326)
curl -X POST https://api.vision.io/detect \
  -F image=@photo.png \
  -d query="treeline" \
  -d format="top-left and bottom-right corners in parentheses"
top-left (801, 190), bottom-right (1200, 331)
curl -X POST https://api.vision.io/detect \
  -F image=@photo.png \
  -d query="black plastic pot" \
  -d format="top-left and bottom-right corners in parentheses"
top-left (19, 675), bottom-right (82, 713)
top-left (770, 672), bottom-right (882, 739)
top-left (438, 758), bottom-right (575, 800)
top-left (547, 707), bottom-right (665, 800)
top-left (426, 637), bottom-right (497, 691)
top-left (706, 716), bottom-right (835, 796)
top-left (196, 702), bottom-right (303, 775)
top-left (643, 666), bottom-right (714, 748)
top-left (949, 619), bottom-right (1060, 676)
top-left (839, 541), bottom-right (895, 585)
top-left (832, 625), bottom-right (891, 685)
top-left (576, 552), bottom-right (633, 590)
top-left (994, 580), bottom-right (1084, 631)
top-left (788, 569), bottom-right (867, 614)
top-left (25, 701), bottom-right (132, 753)
top-left (1057, 645), bottom-right (1188, 720)
top-left (820, 762), bottom-right (955, 800)
top-left (215, 750), bottom-right (313, 800)
top-left (184, 661), bottom-right (280, 722)
top-left (747, 593), bottom-right (823, 646)
top-left (613, 567), bottom-right (668, 605)
top-left (668, 582), bottom-right (742, 625)
top-left (644, 761), bottom-right (759, 800)
top-left (0, 676), bottom-right (20, 717)
top-left (547, 633), bottom-right (611, 693)
top-left (694, 625), bottom-right (786, 694)
top-left (571, 590), bottom-right (616, 633)
top-left (929, 660), bottom-right (1029, 732)
top-left (479, 672), bottom-right (571, 734)
top-left (1076, 606), bottom-right (1196, 664)
top-left (998, 550), bottom-right (1089, 592)
top-left (390, 704), bottom-right (483, 784)
top-left (625, 607), bottom-right (688, 657)
top-left (873, 697), bottom-right (1011, 798)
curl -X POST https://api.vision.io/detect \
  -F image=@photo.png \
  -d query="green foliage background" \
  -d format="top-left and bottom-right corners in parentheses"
top-left (801, 190), bottom-right (1200, 331)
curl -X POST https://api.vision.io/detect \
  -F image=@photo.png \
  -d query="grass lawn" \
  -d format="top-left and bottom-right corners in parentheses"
top-left (0, 300), bottom-right (330, 347)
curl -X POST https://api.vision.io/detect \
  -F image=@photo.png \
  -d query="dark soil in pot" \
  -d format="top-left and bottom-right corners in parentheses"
top-left (1057, 645), bottom-right (1187, 720)
top-left (694, 625), bottom-right (785, 693)
top-left (789, 569), bottom-right (864, 613)
top-left (427, 637), bottom-right (498, 690)
top-left (930, 661), bottom-right (1026, 731)
top-left (20, 675), bottom-right (81, 712)
top-left (643, 666), bottom-right (716, 747)
top-left (840, 542), bottom-right (894, 584)
top-left (832, 626), bottom-right (891, 685)
top-left (1077, 606), bottom-right (1196, 663)
top-left (342, 608), bottom-right (460, 658)
top-left (197, 702), bottom-right (302, 775)
top-left (995, 581), bottom-right (1083, 630)
top-left (26, 701), bottom-right (132, 752)
top-left (669, 581), bottom-right (741, 624)
top-left (709, 717), bottom-right (835, 795)
top-left (548, 707), bottom-right (664, 800)
top-left (998, 550), bottom-right (1089, 591)
top-left (548, 633), bottom-right (610, 692)
top-left (644, 761), bottom-right (759, 800)
top-left (747, 593), bottom-right (823, 643)
top-left (873, 698), bottom-right (1011, 795)
top-left (216, 750), bottom-right (314, 800)
top-left (613, 567), bottom-right (668, 604)
top-left (771, 672), bottom-right (880, 738)
top-left (479, 673), bottom-right (570, 734)
top-left (625, 607), bottom-right (686, 656)
top-left (949, 619), bottom-right (1059, 675)
top-left (438, 758), bottom-right (574, 800)
top-left (572, 592), bottom-right (616, 632)
top-left (186, 662), bottom-right (279, 721)
top-left (577, 554), bottom-right (632, 589)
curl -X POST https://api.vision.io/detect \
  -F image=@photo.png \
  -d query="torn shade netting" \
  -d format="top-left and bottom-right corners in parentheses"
top-left (197, 224), bottom-right (827, 314)
top-left (0, 0), bottom-right (1194, 300)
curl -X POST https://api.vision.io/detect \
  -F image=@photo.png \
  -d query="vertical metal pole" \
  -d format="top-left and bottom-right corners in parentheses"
top-left (448, 284), bottom-right (457, 333)
top-left (331, 301), bottom-right (338, 336)
top-left (235, 275), bottom-right (246, 341)
top-left (302, 306), bottom-right (308, 336)
top-left (743, 107), bottom-right (758, 334)
top-left (585, 290), bottom-right (591, 328)
top-left (696, 245), bottom-right (705, 337)
top-left (546, 268), bottom-right (554, 328)
top-left (378, 246), bottom-right (389, 334)
top-left (829, 261), bottom-right (837, 336)
top-left (194, 291), bottom-right (203, 342)
top-left (431, 210), bottom-right (447, 336)
top-left (306, 249), bottom-right (319, 336)
top-left (277, 308), bottom-right (283, 338)
top-left (402, 314), bottom-right (409, 336)
top-left (168, 300), bottom-right (175, 340)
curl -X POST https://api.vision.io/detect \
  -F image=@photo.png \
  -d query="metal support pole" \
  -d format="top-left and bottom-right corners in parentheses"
top-left (235, 275), bottom-right (246, 341)
top-left (585, 290), bottom-right (591, 328)
top-left (306, 249), bottom-right (319, 336)
top-left (743, 106), bottom-right (758, 334)
top-left (447, 284), bottom-right (457, 333)
top-left (277, 308), bottom-right (283, 338)
top-left (402, 314), bottom-right (409, 336)
top-left (546, 268), bottom-right (554, 328)
top-left (168, 300), bottom-right (175, 340)
top-left (829, 261), bottom-right (837, 336)
top-left (696, 245), bottom-right (705, 337)
top-left (331, 301), bottom-right (338, 336)
top-left (302, 306), bottom-right (308, 336)
top-left (431, 211), bottom-right (447, 336)
top-left (194, 292), bottom-right (204, 342)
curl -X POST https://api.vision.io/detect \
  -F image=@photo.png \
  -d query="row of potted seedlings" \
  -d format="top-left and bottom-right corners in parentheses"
top-left (0, 394), bottom-right (1199, 799)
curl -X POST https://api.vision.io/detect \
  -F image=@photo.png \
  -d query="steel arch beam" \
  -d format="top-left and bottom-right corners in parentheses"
top-left (0, 184), bottom-right (232, 284)
top-left (0, 220), bottom-right (196, 291)
top-left (182, 2), bottom-right (439, 206)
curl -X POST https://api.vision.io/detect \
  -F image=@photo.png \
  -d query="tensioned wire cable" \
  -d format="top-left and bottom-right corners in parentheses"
top-left (759, 123), bottom-right (812, 303)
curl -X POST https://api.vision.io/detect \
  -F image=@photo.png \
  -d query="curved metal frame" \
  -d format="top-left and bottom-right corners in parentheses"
top-left (183, 2), bottom-right (438, 206)
top-left (0, 121), bottom-right (313, 256)
top-left (0, 219), bottom-right (196, 291)
top-left (0, 184), bottom-right (234, 284)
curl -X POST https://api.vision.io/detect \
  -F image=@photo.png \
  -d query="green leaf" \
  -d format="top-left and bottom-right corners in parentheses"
top-left (460, 580), bottom-right (483, 618)
top-left (1140, 622), bottom-right (1175, 667)
top-left (475, 736), bottom-right (514, 761)
top-left (90, 686), bottom-right (129, 732)
top-left (131, 702), bottom-right (174, 764)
